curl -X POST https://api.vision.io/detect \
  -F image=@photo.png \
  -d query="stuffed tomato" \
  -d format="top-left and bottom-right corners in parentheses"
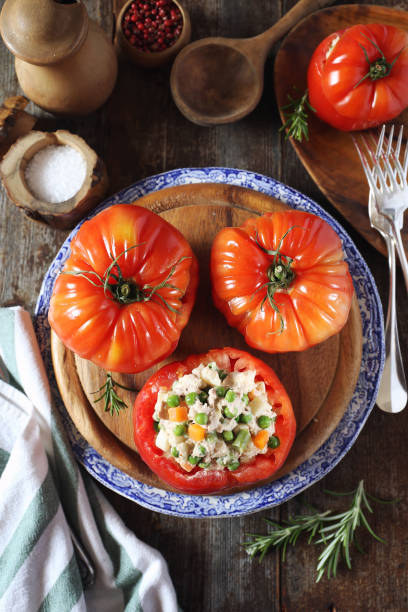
top-left (211, 210), bottom-right (354, 353)
top-left (48, 204), bottom-right (198, 373)
top-left (133, 347), bottom-right (296, 494)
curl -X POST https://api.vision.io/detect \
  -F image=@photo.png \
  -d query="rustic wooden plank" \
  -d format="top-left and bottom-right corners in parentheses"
top-left (0, 0), bottom-right (407, 610)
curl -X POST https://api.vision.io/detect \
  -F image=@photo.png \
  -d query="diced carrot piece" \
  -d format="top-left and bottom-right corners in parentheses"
top-left (180, 461), bottom-right (194, 473)
top-left (188, 423), bottom-right (206, 441)
top-left (248, 390), bottom-right (256, 400)
top-left (253, 430), bottom-right (269, 450)
top-left (168, 405), bottom-right (188, 422)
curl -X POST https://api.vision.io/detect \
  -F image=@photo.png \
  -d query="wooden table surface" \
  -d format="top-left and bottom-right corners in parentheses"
top-left (1, 1), bottom-right (407, 610)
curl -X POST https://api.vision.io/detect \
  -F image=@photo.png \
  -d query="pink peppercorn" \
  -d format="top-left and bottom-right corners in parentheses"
top-left (122, 0), bottom-right (183, 52)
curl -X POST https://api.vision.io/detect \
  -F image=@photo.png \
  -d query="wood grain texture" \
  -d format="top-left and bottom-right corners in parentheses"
top-left (275, 4), bottom-right (408, 258)
top-left (1, 0), bottom-right (407, 610)
top-left (50, 183), bottom-right (362, 493)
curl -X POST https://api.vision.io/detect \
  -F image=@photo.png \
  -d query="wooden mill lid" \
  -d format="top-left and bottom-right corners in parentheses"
top-left (0, 0), bottom-right (88, 66)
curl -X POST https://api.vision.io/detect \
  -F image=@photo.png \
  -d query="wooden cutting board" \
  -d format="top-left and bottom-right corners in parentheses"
top-left (274, 4), bottom-right (408, 259)
top-left (51, 183), bottom-right (363, 493)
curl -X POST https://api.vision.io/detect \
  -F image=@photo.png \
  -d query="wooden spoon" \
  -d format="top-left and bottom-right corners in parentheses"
top-left (170, 0), bottom-right (335, 126)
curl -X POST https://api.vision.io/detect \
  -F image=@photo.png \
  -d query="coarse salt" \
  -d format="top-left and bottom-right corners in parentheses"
top-left (25, 145), bottom-right (87, 204)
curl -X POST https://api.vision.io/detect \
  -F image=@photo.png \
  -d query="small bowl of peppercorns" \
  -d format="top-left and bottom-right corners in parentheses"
top-left (117, 0), bottom-right (191, 68)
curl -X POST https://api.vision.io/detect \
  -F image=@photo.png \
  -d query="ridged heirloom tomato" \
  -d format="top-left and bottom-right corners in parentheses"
top-left (210, 210), bottom-right (354, 353)
top-left (134, 348), bottom-right (296, 494)
top-left (307, 23), bottom-right (408, 131)
top-left (48, 204), bottom-right (199, 373)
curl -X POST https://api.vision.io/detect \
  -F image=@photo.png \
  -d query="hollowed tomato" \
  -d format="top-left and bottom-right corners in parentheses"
top-left (134, 347), bottom-right (296, 494)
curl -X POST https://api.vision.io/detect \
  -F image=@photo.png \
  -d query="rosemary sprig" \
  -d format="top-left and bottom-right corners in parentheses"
top-left (243, 510), bottom-right (331, 562)
top-left (315, 481), bottom-right (386, 581)
top-left (243, 480), bottom-right (396, 581)
top-left (279, 89), bottom-right (315, 142)
top-left (92, 372), bottom-right (136, 416)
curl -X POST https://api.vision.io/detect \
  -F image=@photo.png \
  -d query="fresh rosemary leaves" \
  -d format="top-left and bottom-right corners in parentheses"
top-left (92, 372), bottom-right (135, 416)
top-left (243, 480), bottom-right (395, 581)
top-left (279, 89), bottom-right (315, 142)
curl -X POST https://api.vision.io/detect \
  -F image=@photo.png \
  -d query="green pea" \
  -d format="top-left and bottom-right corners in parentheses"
top-left (239, 413), bottom-right (252, 424)
top-left (225, 390), bottom-right (236, 403)
top-left (227, 460), bottom-right (240, 471)
top-left (195, 412), bottom-right (208, 425)
top-left (186, 392), bottom-right (197, 405)
top-left (173, 423), bottom-right (186, 436)
top-left (198, 390), bottom-right (208, 403)
top-left (242, 394), bottom-right (249, 405)
top-left (198, 461), bottom-right (211, 468)
top-left (257, 415), bottom-right (272, 429)
top-left (188, 455), bottom-right (200, 465)
top-left (223, 406), bottom-right (237, 419)
top-left (232, 429), bottom-right (250, 452)
top-left (215, 386), bottom-right (227, 397)
top-left (217, 369), bottom-right (227, 381)
top-left (223, 430), bottom-right (234, 442)
top-left (166, 394), bottom-right (180, 407)
top-left (153, 420), bottom-right (160, 432)
top-left (268, 435), bottom-right (281, 449)
top-left (171, 447), bottom-right (179, 457)
top-left (198, 445), bottom-right (206, 456)
top-left (206, 432), bottom-right (218, 443)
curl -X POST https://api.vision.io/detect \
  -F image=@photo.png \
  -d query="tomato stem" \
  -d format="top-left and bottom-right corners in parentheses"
top-left (63, 245), bottom-right (190, 313)
top-left (253, 226), bottom-right (298, 334)
top-left (354, 33), bottom-right (405, 88)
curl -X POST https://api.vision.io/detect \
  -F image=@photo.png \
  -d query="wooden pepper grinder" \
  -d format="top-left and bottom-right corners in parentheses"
top-left (0, 0), bottom-right (118, 115)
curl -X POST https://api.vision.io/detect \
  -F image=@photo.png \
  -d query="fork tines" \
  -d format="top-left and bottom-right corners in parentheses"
top-left (352, 124), bottom-right (408, 194)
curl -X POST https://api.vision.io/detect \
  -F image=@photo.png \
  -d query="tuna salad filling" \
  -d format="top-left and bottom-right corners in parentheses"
top-left (153, 361), bottom-right (280, 472)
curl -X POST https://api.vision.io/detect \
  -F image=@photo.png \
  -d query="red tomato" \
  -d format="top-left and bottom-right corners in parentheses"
top-left (307, 23), bottom-right (408, 131)
top-left (133, 347), bottom-right (296, 494)
top-left (48, 204), bottom-right (198, 373)
top-left (210, 210), bottom-right (354, 353)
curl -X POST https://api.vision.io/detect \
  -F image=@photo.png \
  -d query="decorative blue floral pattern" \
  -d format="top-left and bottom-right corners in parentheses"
top-left (35, 168), bottom-right (384, 518)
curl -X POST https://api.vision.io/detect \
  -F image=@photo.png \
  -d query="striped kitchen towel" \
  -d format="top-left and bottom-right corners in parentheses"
top-left (0, 306), bottom-right (179, 612)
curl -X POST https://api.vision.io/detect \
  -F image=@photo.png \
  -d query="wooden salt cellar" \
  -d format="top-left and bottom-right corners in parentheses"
top-left (0, 0), bottom-right (118, 115)
top-left (0, 129), bottom-right (109, 229)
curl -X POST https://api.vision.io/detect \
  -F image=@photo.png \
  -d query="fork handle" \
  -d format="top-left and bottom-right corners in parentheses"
top-left (376, 233), bottom-right (407, 413)
top-left (391, 219), bottom-right (408, 295)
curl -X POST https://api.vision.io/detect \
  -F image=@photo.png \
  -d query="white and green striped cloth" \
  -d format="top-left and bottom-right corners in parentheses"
top-left (0, 306), bottom-right (179, 612)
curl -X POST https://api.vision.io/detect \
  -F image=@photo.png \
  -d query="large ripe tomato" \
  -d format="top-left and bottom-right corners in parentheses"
top-left (307, 23), bottom-right (408, 131)
top-left (48, 204), bottom-right (198, 373)
top-left (134, 347), bottom-right (296, 494)
top-left (210, 210), bottom-right (354, 353)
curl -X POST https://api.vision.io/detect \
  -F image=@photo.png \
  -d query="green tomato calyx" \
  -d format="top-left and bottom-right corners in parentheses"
top-left (253, 226), bottom-right (299, 335)
top-left (63, 245), bottom-right (190, 313)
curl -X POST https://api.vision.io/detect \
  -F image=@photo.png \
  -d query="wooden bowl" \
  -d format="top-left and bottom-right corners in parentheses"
top-left (116, 0), bottom-right (191, 68)
top-left (0, 129), bottom-right (108, 229)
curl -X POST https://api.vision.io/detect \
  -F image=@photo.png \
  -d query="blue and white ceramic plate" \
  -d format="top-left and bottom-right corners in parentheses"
top-left (35, 168), bottom-right (384, 518)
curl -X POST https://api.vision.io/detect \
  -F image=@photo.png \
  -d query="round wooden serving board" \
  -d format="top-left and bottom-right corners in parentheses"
top-left (274, 4), bottom-right (408, 259)
top-left (51, 183), bottom-right (363, 494)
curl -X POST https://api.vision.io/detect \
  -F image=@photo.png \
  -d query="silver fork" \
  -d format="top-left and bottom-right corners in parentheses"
top-left (354, 125), bottom-right (408, 413)
top-left (357, 125), bottom-right (408, 290)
